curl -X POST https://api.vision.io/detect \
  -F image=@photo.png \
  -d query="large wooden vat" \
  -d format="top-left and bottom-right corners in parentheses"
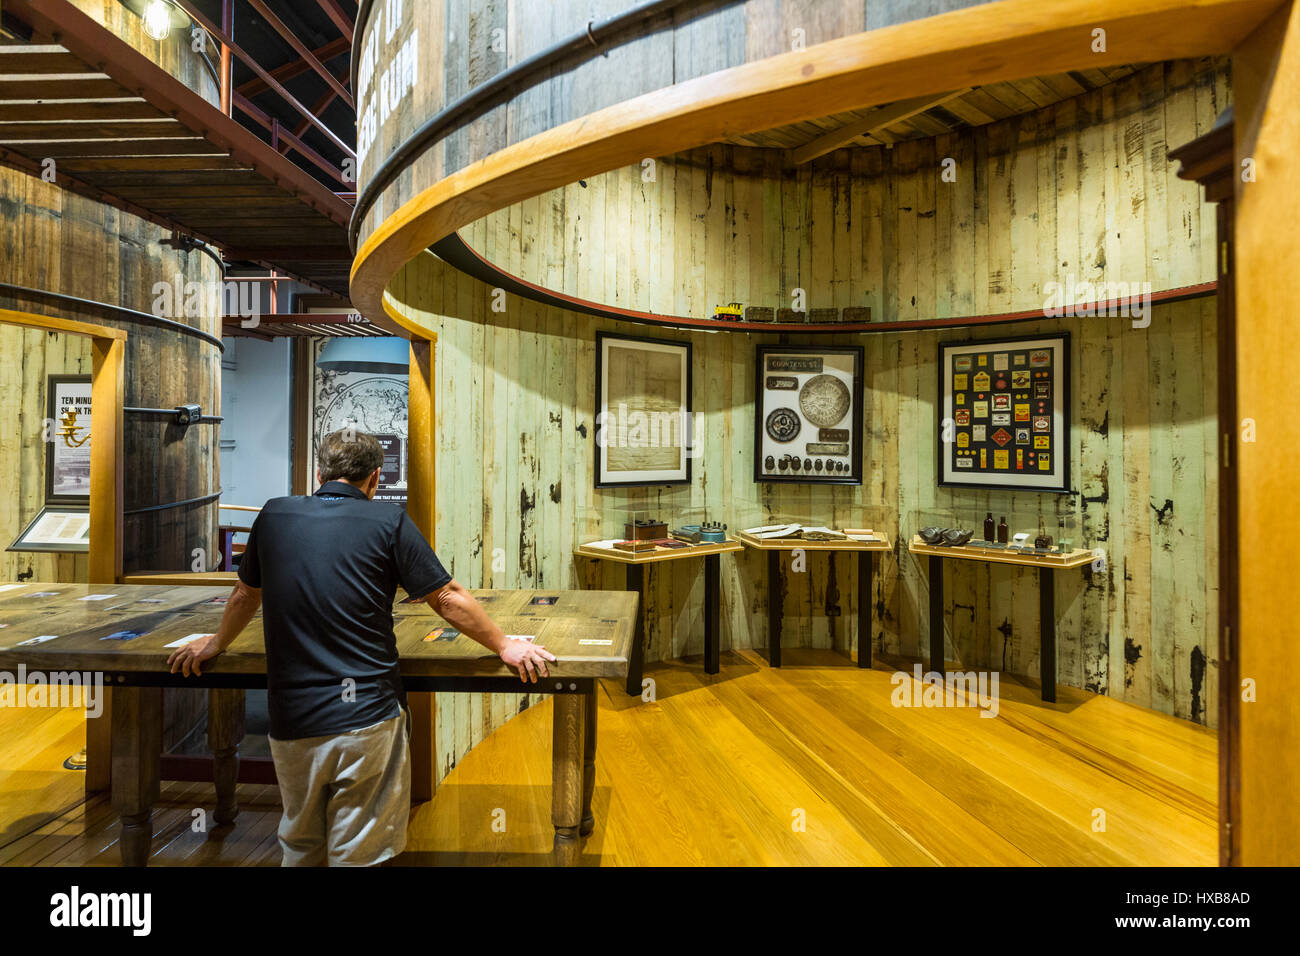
top-left (0, 165), bottom-right (223, 751)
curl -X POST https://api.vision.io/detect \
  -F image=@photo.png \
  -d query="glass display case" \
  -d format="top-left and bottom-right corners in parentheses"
top-left (731, 498), bottom-right (892, 546)
top-left (907, 505), bottom-right (1086, 560)
top-left (576, 504), bottom-right (735, 557)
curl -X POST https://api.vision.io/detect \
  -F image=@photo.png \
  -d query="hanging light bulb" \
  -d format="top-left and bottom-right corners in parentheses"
top-left (142, 0), bottom-right (171, 41)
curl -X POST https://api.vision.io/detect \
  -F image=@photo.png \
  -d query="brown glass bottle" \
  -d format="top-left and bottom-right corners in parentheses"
top-left (997, 516), bottom-right (1008, 543)
top-left (983, 512), bottom-right (995, 541)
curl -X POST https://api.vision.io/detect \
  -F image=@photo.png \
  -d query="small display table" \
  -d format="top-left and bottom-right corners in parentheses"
top-left (574, 538), bottom-right (743, 695)
top-left (907, 535), bottom-right (1095, 702)
top-left (737, 531), bottom-right (892, 668)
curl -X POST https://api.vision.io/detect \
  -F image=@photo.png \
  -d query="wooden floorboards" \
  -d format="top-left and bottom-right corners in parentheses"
top-left (0, 650), bottom-right (1216, 865)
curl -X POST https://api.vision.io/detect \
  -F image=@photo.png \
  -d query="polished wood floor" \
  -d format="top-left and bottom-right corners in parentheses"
top-left (0, 649), bottom-right (1217, 865)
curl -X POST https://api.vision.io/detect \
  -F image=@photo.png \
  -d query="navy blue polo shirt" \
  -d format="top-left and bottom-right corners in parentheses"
top-left (238, 481), bottom-right (451, 740)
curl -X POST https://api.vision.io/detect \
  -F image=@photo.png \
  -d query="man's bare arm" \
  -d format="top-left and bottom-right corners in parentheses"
top-left (424, 579), bottom-right (556, 683)
top-left (168, 580), bottom-right (261, 677)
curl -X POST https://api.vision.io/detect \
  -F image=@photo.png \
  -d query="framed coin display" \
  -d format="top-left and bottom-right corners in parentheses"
top-left (754, 345), bottom-right (863, 484)
top-left (937, 332), bottom-right (1070, 492)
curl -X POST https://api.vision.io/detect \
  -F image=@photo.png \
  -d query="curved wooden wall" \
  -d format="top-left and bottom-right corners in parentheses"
top-left (69, 0), bottom-right (222, 103)
top-left (353, 0), bottom-right (995, 246)
top-left (457, 59), bottom-right (1225, 323)
top-left (350, 0), bottom-right (1270, 328)
top-left (392, 264), bottom-right (1220, 761)
top-left (0, 169), bottom-right (222, 579)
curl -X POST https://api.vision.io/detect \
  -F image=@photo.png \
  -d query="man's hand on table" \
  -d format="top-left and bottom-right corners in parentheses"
top-left (500, 638), bottom-right (557, 684)
top-left (424, 579), bottom-right (557, 683)
top-left (168, 634), bottom-right (222, 677)
top-left (167, 581), bottom-right (260, 677)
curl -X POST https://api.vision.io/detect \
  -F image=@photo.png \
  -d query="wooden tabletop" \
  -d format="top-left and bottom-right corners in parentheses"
top-left (574, 538), bottom-right (743, 564)
top-left (0, 582), bottom-right (635, 680)
top-left (737, 531), bottom-right (893, 552)
top-left (907, 535), bottom-right (1095, 569)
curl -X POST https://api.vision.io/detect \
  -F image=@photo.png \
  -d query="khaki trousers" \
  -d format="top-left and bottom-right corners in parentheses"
top-left (268, 709), bottom-right (410, 866)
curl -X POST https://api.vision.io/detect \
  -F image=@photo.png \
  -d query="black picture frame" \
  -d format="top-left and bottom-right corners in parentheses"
top-left (754, 344), bottom-right (864, 485)
top-left (45, 374), bottom-right (93, 506)
top-left (936, 331), bottom-right (1071, 493)
top-left (594, 331), bottom-right (693, 488)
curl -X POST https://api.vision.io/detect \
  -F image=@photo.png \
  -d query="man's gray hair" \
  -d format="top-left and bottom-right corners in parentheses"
top-left (317, 430), bottom-right (384, 482)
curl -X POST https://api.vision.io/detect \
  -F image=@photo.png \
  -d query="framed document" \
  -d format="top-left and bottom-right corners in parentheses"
top-left (46, 375), bottom-right (92, 505)
top-left (754, 345), bottom-right (864, 484)
top-left (594, 332), bottom-right (692, 487)
top-left (937, 332), bottom-right (1070, 492)
top-left (8, 507), bottom-right (90, 553)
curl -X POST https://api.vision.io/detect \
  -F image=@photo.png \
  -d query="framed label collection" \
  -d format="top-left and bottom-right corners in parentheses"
top-left (937, 332), bottom-right (1070, 492)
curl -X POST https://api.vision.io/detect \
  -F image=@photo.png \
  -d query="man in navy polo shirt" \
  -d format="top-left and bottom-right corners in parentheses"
top-left (167, 429), bottom-right (555, 866)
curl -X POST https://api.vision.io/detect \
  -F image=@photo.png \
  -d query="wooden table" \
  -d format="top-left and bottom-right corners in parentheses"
top-left (0, 581), bottom-right (635, 866)
top-left (907, 536), bottom-right (1095, 702)
top-left (737, 531), bottom-right (892, 668)
top-left (575, 538), bottom-right (742, 695)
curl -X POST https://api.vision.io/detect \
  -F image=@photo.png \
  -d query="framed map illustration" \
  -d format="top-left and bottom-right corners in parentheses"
top-left (595, 332), bottom-right (692, 487)
top-left (937, 332), bottom-right (1070, 492)
top-left (754, 345), bottom-right (863, 484)
top-left (311, 341), bottom-right (408, 503)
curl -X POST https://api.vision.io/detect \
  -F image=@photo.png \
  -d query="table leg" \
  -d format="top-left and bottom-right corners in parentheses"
top-left (704, 553), bottom-right (721, 674)
top-left (111, 686), bottom-right (162, 867)
top-left (1039, 567), bottom-right (1057, 703)
top-left (552, 692), bottom-right (585, 866)
top-left (207, 688), bottom-right (244, 826)
top-left (928, 555), bottom-right (945, 678)
top-left (767, 549), bottom-right (783, 667)
top-left (625, 563), bottom-right (645, 697)
top-left (580, 683), bottom-right (598, 836)
top-left (857, 552), bottom-right (873, 668)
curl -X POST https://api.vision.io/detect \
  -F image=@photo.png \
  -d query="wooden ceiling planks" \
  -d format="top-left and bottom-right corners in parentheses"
top-left (0, 100), bottom-right (168, 122)
top-left (726, 66), bottom-right (1159, 151)
top-left (0, 120), bottom-right (190, 139)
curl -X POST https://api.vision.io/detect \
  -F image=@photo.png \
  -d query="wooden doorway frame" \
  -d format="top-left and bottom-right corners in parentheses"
top-left (0, 307), bottom-right (125, 791)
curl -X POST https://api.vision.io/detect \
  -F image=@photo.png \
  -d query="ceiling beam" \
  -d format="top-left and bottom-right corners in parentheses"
top-left (315, 0), bottom-right (354, 43)
top-left (244, 0), bottom-right (353, 107)
top-left (280, 67), bottom-right (351, 156)
top-left (791, 90), bottom-right (969, 165)
top-left (235, 36), bottom-right (349, 98)
top-left (174, 0), bottom-right (354, 158)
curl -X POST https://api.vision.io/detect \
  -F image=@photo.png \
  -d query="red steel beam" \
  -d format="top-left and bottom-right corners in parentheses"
top-left (236, 36), bottom-right (349, 97)
top-left (315, 0), bottom-right (355, 43)
top-left (219, 0), bottom-right (233, 115)
top-left (172, 0), bottom-right (354, 158)
top-left (233, 91), bottom-right (348, 187)
top-left (220, 246), bottom-right (353, 261)
top-left (5, 0), bottom-right (352, 226)
top-left (244, 0), bottom-right (353, 107)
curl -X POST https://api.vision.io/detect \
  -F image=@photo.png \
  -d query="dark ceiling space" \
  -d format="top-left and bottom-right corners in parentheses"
top-left (189, 0), bottom-right (357, 193)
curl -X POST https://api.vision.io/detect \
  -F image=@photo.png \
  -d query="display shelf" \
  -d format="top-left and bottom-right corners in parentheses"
top-left (574, 538), bottom-right (741, 564)
top-left (907, 535), bottom-right (1093, 568)
top-left (738, 529), bottom-right (892, 552)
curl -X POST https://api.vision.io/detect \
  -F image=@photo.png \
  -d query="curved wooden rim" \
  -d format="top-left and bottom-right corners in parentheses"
top-left (433, 231), bottom-right (1217, 333)
top-left (351, 0), bottom-right (1272, 330)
